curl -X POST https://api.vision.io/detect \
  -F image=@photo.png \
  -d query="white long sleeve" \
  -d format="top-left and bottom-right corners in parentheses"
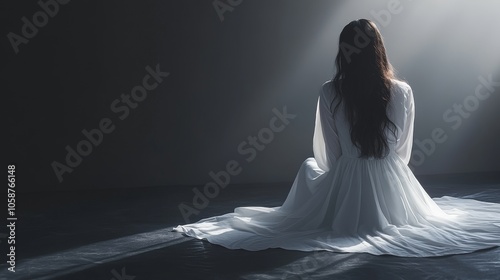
top-left (395, 85), bottom-right (415, 165)
top-left (313, 84), bottom-right (342, 172)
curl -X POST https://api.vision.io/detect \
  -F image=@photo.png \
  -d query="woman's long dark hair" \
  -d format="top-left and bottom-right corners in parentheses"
top-left (332, 19), bottom-right (397, 158)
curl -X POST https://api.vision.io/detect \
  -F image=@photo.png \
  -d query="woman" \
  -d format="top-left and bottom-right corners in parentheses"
top-left (174, 19), bottom-right (500, 257)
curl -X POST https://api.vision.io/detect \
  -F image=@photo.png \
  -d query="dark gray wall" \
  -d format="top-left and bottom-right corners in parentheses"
top-left (3, 0), bottom-right (500, 191)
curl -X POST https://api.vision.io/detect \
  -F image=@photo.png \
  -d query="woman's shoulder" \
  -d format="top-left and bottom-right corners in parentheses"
top-left (390, 79), bottom-right (414, 106)
top-left (319, 80), bottom-right (335, 104)
top-left (320, 80), bottom-right (336, 97)
top-left (321, 80), bottom-right (334, 92)
top-left (391, 79), bottom-right (412, 93)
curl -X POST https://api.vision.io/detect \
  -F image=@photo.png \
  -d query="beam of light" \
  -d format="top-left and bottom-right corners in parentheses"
top-left (392, 0), bottom-right (500, 75)
top-left (0, 228), bottom-right (187, 280)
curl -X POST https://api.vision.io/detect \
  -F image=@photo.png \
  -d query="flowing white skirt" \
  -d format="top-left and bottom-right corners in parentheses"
top-left (173, 154), bottom-right (500, 257)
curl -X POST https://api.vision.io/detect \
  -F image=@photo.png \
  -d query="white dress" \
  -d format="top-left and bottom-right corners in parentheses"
top-left (173, 80), bottom-right (500, 257)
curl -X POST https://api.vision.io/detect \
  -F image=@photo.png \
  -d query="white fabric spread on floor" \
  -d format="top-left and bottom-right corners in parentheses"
top-left (173, 80), bottom-right (500, 257)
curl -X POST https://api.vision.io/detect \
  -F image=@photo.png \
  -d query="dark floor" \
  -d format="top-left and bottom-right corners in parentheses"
top-left (1, 172), bottom-right (500, 280)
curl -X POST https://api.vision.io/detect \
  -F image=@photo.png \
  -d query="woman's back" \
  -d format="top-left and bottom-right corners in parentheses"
top-left (314, 79), bottom-right (414, 171)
